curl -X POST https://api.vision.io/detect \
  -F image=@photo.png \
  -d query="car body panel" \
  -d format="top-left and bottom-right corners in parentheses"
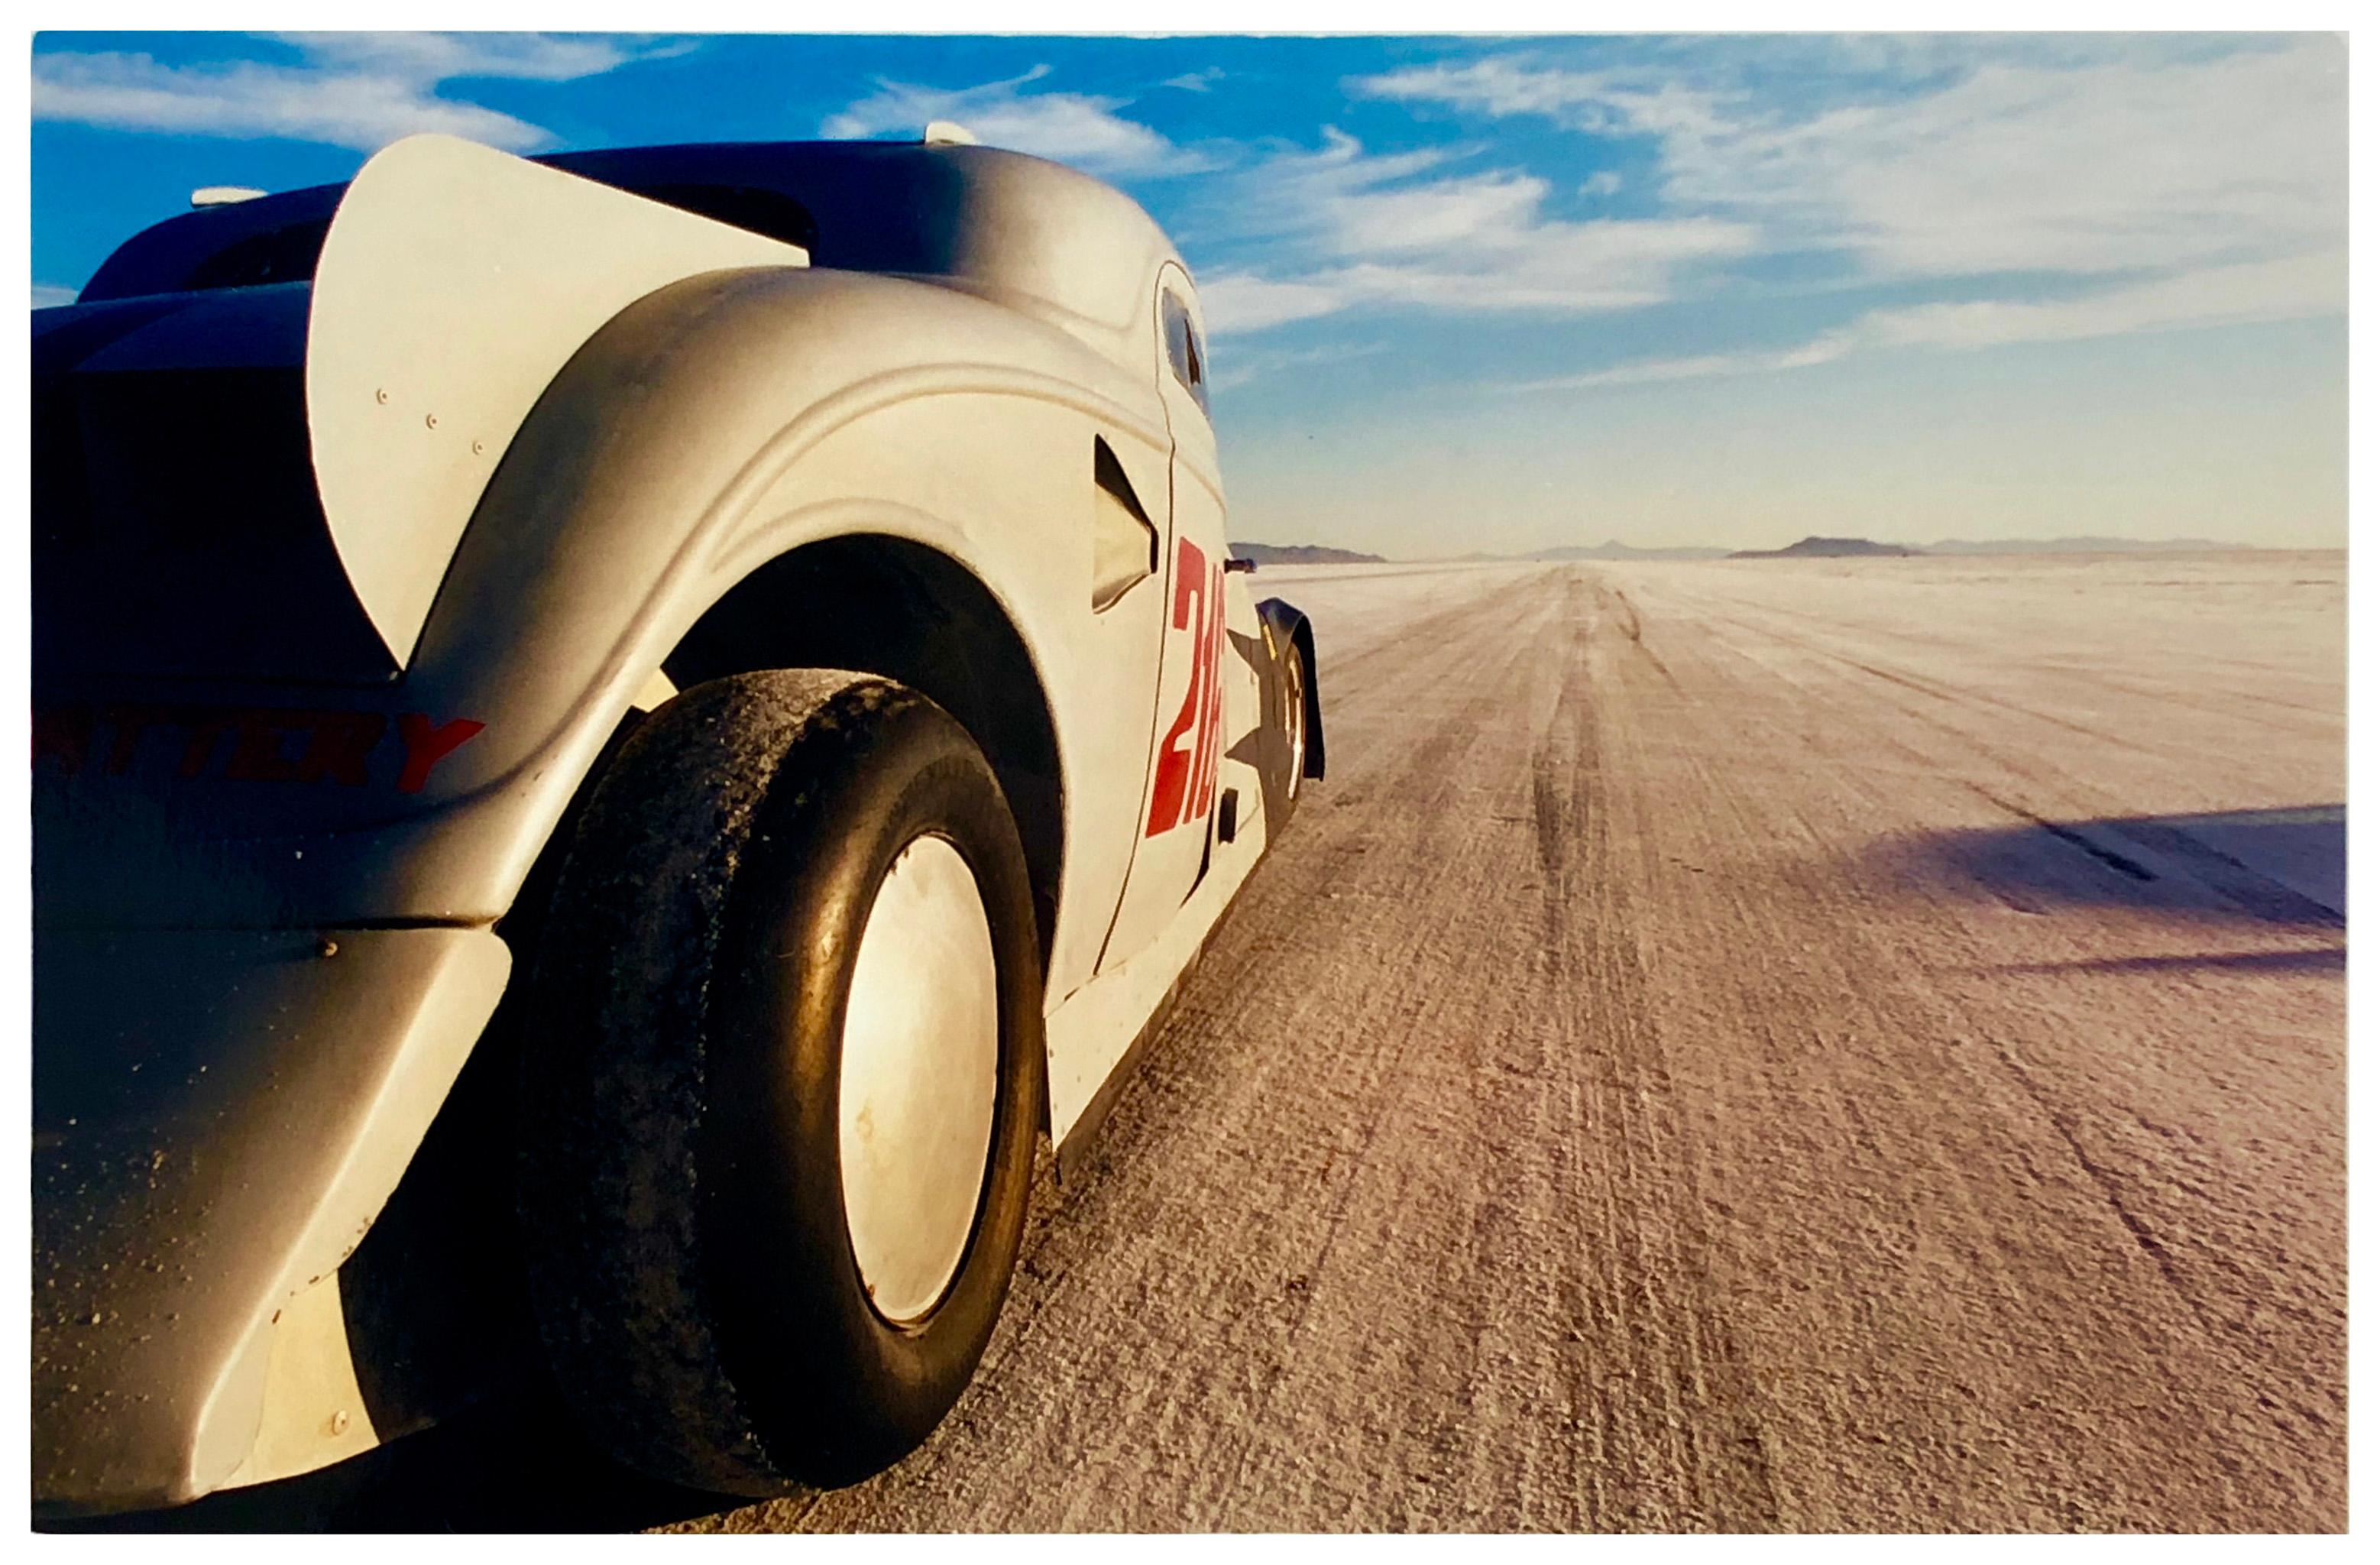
top-left (1097, 261), bottom-right (1232, 972)
top-left (33, 925), bottom-right (510, 1512)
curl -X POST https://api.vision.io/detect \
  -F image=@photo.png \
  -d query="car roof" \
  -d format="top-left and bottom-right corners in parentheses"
top-left (78, 138), bottom-right (1185, 337)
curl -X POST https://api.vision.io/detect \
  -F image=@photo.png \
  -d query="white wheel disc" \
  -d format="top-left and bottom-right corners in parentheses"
top-left (1284, 647), bottom-right (1307, 800)
top-left (837, 834), bottom-right (1000, 1324)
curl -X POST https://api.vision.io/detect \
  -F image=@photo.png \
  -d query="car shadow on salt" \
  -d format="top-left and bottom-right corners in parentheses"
top-left (1883, 802), bottom-right (2344, 932)
top-left (1980, 947), bottom-right (2343, 977)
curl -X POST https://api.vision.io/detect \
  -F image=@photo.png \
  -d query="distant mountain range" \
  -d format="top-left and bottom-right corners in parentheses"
top-left (1240, 535), bottom-right (2255, 565)
top-left (1520, 541), bottom-right (1734, 561)
top-left (1729, 536), bottom-right (1921, 559)
top-left (1919, 536), bottom-right (2243, 556)
top-left (1443, 539), bottom-right (1732, 562)
top-left (1230, 542), bottom-right (1387, 565)
top-left (1726, 535), bottom-right (2249, 559)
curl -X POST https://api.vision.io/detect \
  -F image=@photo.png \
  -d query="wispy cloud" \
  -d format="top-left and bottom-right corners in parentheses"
top-left (31, 33), bottom-right (684, 153)
top-left (1359, 37), bottom-right (2345, 381)
top-left (1196, 128), bottom-right (1755, 336)
top-left (1357, 40), bottom-right (2343, 280)
top-left (1199, 273), bottom-right (1354, 335)
top-left (32, 282), bottom-right (79, 309)
top-left (1511, 339), bottom-right (1849, 394)
top-left (1515, 251), bottom-right (2346, 393)
top-left (1162, 67), bottom-right (1224, 93)
top-left (278, 32), bottom-right (690, 85)
top-left (1207, 339), bottom-right (1388, 394)
top-left (1855, 251), bottom-right (2345, 353)
top-left (823, 66), bottom-right (1214, 176)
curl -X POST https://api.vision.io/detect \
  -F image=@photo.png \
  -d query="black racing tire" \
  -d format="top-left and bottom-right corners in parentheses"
top-left (516, 669), bottom-right (1044, 1495)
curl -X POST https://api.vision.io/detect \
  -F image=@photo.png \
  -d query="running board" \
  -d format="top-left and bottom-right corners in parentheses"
top-left (1044, 787), bottom-right (1271, 1177)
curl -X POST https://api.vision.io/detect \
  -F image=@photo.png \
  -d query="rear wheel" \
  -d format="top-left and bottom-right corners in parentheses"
top-left (516, 669), bottom-right (1044, 1493)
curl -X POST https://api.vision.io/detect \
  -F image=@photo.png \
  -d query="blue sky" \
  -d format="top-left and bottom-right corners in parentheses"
top-left (31, 31), bottom-right (2348, 554)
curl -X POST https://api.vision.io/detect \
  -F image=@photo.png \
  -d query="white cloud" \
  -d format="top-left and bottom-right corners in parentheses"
top-left (1516, 250), bottom-right (2346, 393)
top-left (276, 33), bottom-right (685, 84)
top-left (32, 282), bottom-right (79, 309)
top-left (822, 66), bottom-right (1213, 177)
top-left (1703, 47), bottom-right (2341, 280)
top-left (1355, 40), bottom-right (2345, 284)
top-left (1200, 272), bottom-right (1354, 335)
top-left (1196, 128), bottom-right (1754, 335)
top-left (1512, 341), bottom-right (1849, 393)
top-left (1362, 40), bottom-right (2343, 384)
top-left (1858, 251), bottom-right (2343, 352)
top-left (1327, 167), bottom-right (1545, 254)
top-left (1582, 170), bottom-right (1622, 199)
top-left (31, 34), bottom-right (685, 154)
top-left (1362, 57), bottom-right (1732, 144)
top-left (33, 53), bottom-right (550, 151)
top-left (1163, 68), bottom-right (1223, 94)
top-left (1206, 339), bottom-right (1388, 394)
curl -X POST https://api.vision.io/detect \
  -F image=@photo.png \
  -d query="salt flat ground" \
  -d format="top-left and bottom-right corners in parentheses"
top-left (157, 552), bottom-right (2339, 1532)
top-left (706, 551), bottom-right (2341, 1532)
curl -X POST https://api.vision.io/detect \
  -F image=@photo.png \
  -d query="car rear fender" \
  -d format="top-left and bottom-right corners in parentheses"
top-left (358, 260), bottom-right (1173, 980)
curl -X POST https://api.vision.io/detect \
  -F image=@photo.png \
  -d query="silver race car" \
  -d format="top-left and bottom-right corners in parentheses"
top-left (32, 128), bottom-right (1323, 1515)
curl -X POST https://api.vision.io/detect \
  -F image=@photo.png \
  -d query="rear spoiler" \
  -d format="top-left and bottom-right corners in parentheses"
top-left (306, 134), bottom-right (810, 665)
